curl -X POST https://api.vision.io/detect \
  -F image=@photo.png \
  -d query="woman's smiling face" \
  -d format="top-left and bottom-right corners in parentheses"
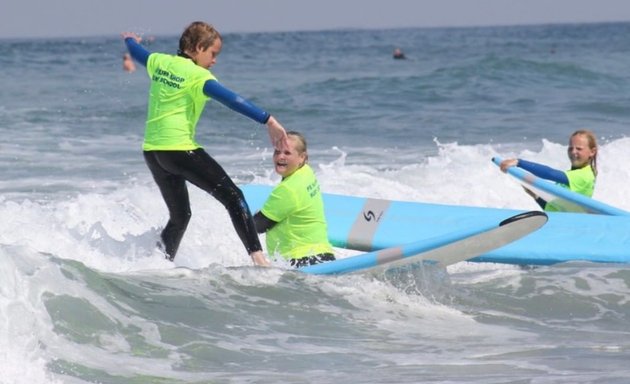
top-left (273, 135), bottom-right (306, 178)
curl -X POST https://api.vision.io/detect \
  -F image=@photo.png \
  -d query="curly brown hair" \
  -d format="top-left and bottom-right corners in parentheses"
top-left (178, 21), bottom-right (222, 56)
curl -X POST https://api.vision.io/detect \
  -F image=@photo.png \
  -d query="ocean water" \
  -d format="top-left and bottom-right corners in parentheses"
top-left (1, 22), bottom-right (630, 383)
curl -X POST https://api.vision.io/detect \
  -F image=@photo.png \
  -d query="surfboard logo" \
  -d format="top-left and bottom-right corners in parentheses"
top-left (363, 210), bottom-right (383, 222)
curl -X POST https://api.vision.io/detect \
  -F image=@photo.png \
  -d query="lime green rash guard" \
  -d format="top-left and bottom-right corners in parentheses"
top-left (143, 53), bottom-right (215, 151)
top-left (545, 165), bottom-right (595, 212)
top-left (261, 164), bottom-right (333, 260)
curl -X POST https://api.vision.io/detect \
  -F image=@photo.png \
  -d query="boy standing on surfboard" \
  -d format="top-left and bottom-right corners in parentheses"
top-left (122, 22), bottom-right (289, 266)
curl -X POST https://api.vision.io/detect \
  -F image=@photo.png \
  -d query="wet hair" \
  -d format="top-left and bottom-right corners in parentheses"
top-left (287, 131), bottom-right (308, 163)
top-left (178, 21), bottom-right (221, 56)
top-left (571, 129), bottom-right (598, 177)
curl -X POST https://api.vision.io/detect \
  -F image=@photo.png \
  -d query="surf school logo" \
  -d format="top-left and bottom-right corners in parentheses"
top-left (152, 68), bottom-right (185, 89)
top-left (363, 210), bottom-right (383, 223)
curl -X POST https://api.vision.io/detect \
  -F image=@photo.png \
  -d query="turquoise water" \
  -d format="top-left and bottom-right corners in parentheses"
top-left (1, 22), bottom-right (629, 383)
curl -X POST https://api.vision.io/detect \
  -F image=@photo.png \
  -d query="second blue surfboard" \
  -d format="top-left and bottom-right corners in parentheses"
top-left (492, 156), bottom-right (630, 216)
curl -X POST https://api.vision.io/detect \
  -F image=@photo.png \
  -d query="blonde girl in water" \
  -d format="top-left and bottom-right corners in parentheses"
top-left (500, 129), bottom-right (598, 211)
top-left (253, 132), bottom-right (335, 268)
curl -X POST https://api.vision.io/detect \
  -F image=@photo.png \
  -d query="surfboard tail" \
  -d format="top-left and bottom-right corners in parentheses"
top-left (300, 210), bottom-right (548, 275)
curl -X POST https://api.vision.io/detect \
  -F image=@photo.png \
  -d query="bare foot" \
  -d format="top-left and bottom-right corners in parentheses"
top-left (250, 251), bottom-right (271, 267)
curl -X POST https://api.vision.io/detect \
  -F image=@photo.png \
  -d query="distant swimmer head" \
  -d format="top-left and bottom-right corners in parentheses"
top-left (393, 48), bottom-right (406, 59)
top-left (122, 52), bottom-right (135, 73)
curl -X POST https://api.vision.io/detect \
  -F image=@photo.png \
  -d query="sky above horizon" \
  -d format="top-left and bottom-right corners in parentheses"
top-left (3, 0), bottom-right (630, 39)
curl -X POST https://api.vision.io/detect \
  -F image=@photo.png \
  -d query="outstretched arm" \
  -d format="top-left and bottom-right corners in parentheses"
top-left (204, 80), bottom-right (270, 123)
top-left (203, 80), bottom-right (289, 149)
top-left (121, 32), bottom-right (150, 67)
top-left (500, 158), bottom-right (569, 185)
top-left (517, 159), bottom-right (569, 185)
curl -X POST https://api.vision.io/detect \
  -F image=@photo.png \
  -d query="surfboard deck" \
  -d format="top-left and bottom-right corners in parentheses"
top-left (492, 156), bottom-right (630, 216)
top-left (241, 184), bottom-right (630, 266)
top-left (300, 211), bottom-right (547, 275)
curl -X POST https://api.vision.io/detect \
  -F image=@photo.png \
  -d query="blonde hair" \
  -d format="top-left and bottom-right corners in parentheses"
top-left (178, 21), bottom-right (221, 56)
top-left (287, 131), bottom-right (308, 164)
top-left (571, 129), bottom-right (598, 177)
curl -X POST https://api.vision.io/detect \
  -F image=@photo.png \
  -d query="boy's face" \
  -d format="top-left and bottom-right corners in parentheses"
top-left (194, 39), bottom-right (222, 69)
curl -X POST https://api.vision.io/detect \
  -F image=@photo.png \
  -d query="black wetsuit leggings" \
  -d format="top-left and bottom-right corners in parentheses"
top-left (144, 149), bottom-right (262, 260)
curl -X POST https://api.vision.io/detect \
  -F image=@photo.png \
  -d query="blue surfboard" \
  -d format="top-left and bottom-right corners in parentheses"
top-left (300, 211), bottom-right (547, 275)
top-left (492, 156), bottom-right (630, 216)
top-left (241, 184), bottom-right (630, 266)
